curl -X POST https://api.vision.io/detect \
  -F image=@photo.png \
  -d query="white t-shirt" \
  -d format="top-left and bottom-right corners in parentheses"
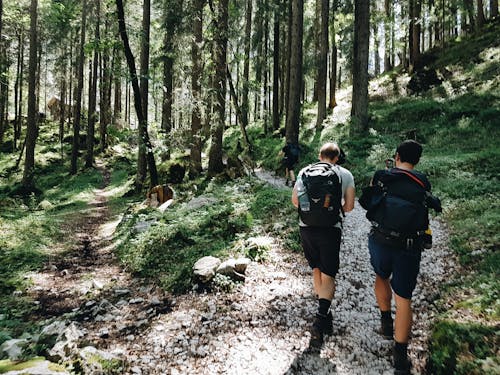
top-left (295, 163), bottom-right (355, 228)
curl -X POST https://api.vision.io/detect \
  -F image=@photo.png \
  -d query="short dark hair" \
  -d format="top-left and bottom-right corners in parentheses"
top-left (396, 140), bottom-right (422, 165)
top-left (320, 142), bottom-right (340, 160)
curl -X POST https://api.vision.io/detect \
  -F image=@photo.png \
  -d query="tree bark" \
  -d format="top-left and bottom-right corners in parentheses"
top-left (190, 0), bottom-right (204, 177)
top-left (477, 0), bottom-right (486, 28)
top-left (491, 0), bottom-right (499, 18)
top-left (285, 0), bottom-right (303, 144)
top-left (384, 0), bottom-right (392, 71)
top-left (316, 0), bottom-right (329, 129)
top-left (22, 0), bottom-right (38, 189)
top-left (112, 45), bottom-right (122, 124)
top-left (227, 67), bottom-right (251, 150)
top-left (100, 17), bottom-right (112, 152)
top-left (137, 0), bottom-right (151, 188)
top-left (70, 0), bottom-right (87, 175)
top-left (272, 0), bottom-right (280, 131)
top-left (86, 0), bottom-right (99, 168)
top-left (351, 0), bottom-right (370, 134)
top-left (409, 0), bottom-right (421, 73)
top-left (329, 0), bottom-right (337, 109)
top-left (208, 0), bottom-right (228, 175)
top-left (242, 0), bottom-right (252, 129)
top-left (116, 0), bottom-right (158, 187)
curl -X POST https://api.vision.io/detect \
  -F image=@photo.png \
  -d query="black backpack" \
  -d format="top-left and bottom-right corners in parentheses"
top-left (361, 168), bottom-right (434, 236)
top-left (298, 162), bottom-right (343, 227)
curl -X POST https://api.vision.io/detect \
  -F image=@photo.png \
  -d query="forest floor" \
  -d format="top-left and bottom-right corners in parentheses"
top-left (19, 167), bottom-right (459, 375)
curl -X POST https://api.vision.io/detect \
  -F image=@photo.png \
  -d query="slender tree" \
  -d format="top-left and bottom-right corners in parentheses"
top-left (285, 0), bottom-right (303, 144)
top-left (208, 0), bottom-right (229, 175)
top-left (329, 0), bottom-right (338, 109)
top-left (384, 0), bottom-right (392, 71)
top-left (242, 0), bottom-right (252, 128)
top-left (115, 0), bottom-right (158, 187)
top-left (70, 0), bottom-right (87, 175)
top-left (477, 0), bottom-right (486, 28)
top-left (316, 0), bottom-right (329, 129)
top-left (190, 0), bottom-right (204, 177)
top-left (272, 0), bottom-right (280, 130)
top-left (86, 0), bottom-right (99, 168)
top-left (491, 0), bottom-right (499, 17)
top-left (22, 0), bottom-right (38, 189)
top-left (351, 0), bottom-right (370, 134)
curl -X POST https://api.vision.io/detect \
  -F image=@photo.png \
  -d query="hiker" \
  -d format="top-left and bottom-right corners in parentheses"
top-left (147, 183), bottom-right (174, 209)
top-left (281, 142), bottom-right (300, 186)
top-left (291, 142), bottom-right (355, 343)
top-left (361, 140), bottom-right (441, 374)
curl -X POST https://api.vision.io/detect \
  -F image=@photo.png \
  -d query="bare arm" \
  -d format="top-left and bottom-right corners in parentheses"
top-left (342, 186), bottom-right (355, 212)
top-left (291, 185), bottom-right (299, 208)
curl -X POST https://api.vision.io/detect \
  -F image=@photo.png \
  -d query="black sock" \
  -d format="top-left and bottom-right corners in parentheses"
top-left (394, 341), bottom-right (408, 355)
top-left (381, 310), bottom-right (392, 320)
top-left (318, 298), bottom-right (331, 316)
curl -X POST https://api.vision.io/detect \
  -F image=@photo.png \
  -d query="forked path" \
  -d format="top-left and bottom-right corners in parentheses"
top-left (25, 168), bottom-right (456, 375)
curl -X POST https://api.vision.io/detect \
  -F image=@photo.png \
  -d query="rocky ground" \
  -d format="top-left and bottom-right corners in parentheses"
top-left (7, 169), bottom-right (458, 375)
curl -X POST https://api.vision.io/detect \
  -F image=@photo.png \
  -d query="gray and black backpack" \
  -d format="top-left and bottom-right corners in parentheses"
top-left (298, 162), bottom-right (343, 227)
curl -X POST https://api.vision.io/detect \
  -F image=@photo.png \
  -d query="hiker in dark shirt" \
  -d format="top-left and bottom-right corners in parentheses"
top-left (281, 142), bottom-right (300, 186)
top-left (366, 140), bottom-right (439, 375)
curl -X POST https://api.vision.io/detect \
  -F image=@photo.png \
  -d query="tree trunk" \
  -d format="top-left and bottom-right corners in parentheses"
top-left (116, 0), bottom-right (158, 187)
top-left (329, 1), bottom-right (337, 109)
top-left (208, 0), bottom-right (228, 175)
top-left (112, 45), bottom-right (122, 124)
top-left (190, 0), bottom-right (204, 177)
top-left (137, 0), bottom-right (151, 188)
top-left (14, 31), bottom-right (22, 149)
top-left (409, 0), bottom-right (421, 73)
top-left (384, 0), bottom-right (392, 71)
top-left (272, 0), bottom-right (280, 131)
top-left (285, 0), bottom-right (303, 144)
top-left (100, 17), bottom-right (112, 152)
top-left (70, 0), bottom-right (87, 175)
top-left (17, 35), bottom-right (25, 148)
top-left (312, 0), bottom-right (320, 102)
top-left (254, 0), bottom-right (264, 121)
top-left (491, 0), bottom-right (499, 18)
top-left (242, 0), bottom-right (252, 129)
top-left (22, 0), bottom-right (38, 189)
top-left (227, 67), bottom-right (251, 149)
top-left (373, 21), bottom-right (380, 75)
top-left (263, 6), bottom-right (269, 133)
top-left (316, 0), bottom-right (328, 129)
top-left (285, 0), bottom-right (292, 125)
top-left (86, 0), bottom-right (99, 168)
top-left (477, 0), bottom-right (486, 28)
top-left (351, 0), bottom-right (370, 134)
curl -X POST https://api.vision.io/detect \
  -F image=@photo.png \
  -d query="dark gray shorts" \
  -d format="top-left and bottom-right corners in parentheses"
top-left (300, 226), bottom-right (341, 277)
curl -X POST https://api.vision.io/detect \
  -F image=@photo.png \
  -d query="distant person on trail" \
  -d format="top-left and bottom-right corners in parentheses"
top-left (361, 140), bottom-right (441, 375)
top-left (281, 142), bottom-right (300, 186)
top-left (291, 142), bottom-right (355, 345)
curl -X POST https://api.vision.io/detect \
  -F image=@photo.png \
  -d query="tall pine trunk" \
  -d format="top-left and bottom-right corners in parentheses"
top-left (491, 0), bottom-right (499, 18)
top-left (351, 0), bottom-right (369, 134)
top-left (329, 1), bottom-right (337, 109)
top-left (70, 0), bottom-right (87, 175)
top-left (384, 0), bottom-right (392, 71)
top-left (190, 0), bottom-right (204, 177)
top-left (208, 0), bottom-right (228, 175)
top-left (22, 0), bottom-right (38, 189)
top-left (315, 0), bottom-right (328, 129)
top-left (116, 0), bottom-right (158, 187)
top-left (242, 0), bottom-right (252, 128)
top-left (86, 0), bottom-right (99, 168)
top-left (285, 0), bottom-right (303, 144)
top-left (477, 0), bottom-right (486, 28)
top-left (272, 0), bottom-right (280, 131)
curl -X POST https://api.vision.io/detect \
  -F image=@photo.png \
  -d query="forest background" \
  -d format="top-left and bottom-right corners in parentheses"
top-left (0, 0), bottom-right (499, 373)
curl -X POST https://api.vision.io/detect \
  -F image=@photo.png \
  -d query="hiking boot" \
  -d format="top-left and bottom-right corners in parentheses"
top-left (313, 312), bottom-right (333, 335)
top-left (393, 346), bottom-right (411, 375)
top-left (379, 315), bottom-right (394, 339)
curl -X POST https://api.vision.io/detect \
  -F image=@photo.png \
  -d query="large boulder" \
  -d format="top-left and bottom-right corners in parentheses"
top-left (193, 256), bottom-right (221, 283)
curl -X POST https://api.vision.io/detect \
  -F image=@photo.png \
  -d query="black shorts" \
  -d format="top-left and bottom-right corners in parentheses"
top-left (283, 156), bottom-right (298, 170)
top-left (300, 226), bottom-right (342, 277)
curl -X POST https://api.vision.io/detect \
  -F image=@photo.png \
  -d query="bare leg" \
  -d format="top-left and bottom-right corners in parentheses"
top-left (394, 293), bottom-right (412, 343)
top-left (374, 275), bottom-right (392, 311)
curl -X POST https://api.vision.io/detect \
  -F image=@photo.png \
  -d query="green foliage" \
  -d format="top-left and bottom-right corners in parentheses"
top-left (428, 320), bottom-right (500, 375)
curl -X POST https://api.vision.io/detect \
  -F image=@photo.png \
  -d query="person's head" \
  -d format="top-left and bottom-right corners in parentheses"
top-left (319, 142), bottom-right (340, 163)
top-left (395, 140), bottom-right (422, 166)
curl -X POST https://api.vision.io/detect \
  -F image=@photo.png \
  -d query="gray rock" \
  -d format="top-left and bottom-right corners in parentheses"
top-left (193, 256), bottom-right (221, 283)
top-left (0, 339), bottom-right (28, 360)
top-left (234, 258), bottom-right (251, 274)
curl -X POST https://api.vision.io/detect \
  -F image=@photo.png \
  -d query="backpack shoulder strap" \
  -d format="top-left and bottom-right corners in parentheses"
top-left (389, 168), bottom-right (428, 190)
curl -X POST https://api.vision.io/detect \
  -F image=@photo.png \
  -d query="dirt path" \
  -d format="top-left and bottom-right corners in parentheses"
top-left (23, 168), bottom-right (457, 375)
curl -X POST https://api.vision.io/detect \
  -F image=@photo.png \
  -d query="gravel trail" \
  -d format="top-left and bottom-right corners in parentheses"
top-left (102, 171), bottom-right (457, 375)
